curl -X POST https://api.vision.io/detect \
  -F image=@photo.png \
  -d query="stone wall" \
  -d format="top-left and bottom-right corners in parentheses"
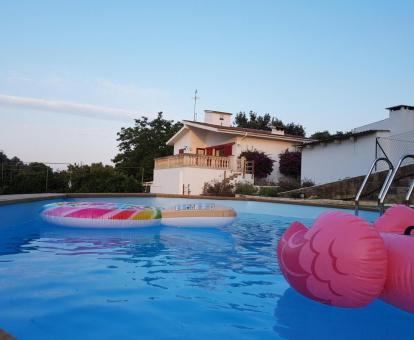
top-left (279, 164), bottom-right (414, 200)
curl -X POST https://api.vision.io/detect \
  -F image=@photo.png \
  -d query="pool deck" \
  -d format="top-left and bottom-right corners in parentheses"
top-left (0, 193), bottom-right (67, 205)
top-left (0, 192), bottom-right (378, 211)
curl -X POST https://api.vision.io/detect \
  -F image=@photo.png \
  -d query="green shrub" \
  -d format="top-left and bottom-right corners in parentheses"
top-left (279, 149), bottom-right (301, 178)
top-left (301, 179), bottom-right (315, 187)
top-left (202, 180), bottom-right (234, 197)
top-left (278, 177), bottom-right (301, 192)
top-left (254, 178), bottom-right (277, 186)
top-left (258, 186), bottom-right (281, 197)
top-left (234, 182), bottom-right (257, 195)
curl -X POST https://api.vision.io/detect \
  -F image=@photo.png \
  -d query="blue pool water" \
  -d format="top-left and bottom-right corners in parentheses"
top-left (0, 197), bottom-right (413, 340)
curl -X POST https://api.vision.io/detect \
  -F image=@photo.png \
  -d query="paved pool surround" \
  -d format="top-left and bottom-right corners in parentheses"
top-left (0, 192), bottom-right (377, 211)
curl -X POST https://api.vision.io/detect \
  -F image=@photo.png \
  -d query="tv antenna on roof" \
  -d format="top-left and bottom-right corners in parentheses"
top-left (193, 89), bottom-right (199, 121)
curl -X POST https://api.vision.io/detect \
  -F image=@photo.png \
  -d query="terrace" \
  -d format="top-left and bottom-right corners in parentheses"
top-left (154, 153), bottom-right (253, 174)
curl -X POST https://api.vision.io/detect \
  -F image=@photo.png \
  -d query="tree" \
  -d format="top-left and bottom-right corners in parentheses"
top-left (310, 130), bottom-right (352, 140)
top-left (113, 112), bottom-right (183, 182)
top-left (283, 123), bottom-right (305, 137)
top-left (240, 150), bottom-right (274, 179)
top-left (0, 150), bottom-right (142, 194)
top-left (234, 111), bottom-right (306, 137)
top-left (66, 163), bottom-right (141, 193)
top-left (279, 149), bottom-right (301, 178)
top-left (234, 111), bottom-right (272, 131)
top-left (310, 130), bottom-right (331, 140)
top-left (271, 118), bottom-right (284, 130)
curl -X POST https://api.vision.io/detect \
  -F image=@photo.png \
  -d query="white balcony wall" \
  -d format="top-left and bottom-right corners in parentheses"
top-left (151, 168), bottom-right (228, 195)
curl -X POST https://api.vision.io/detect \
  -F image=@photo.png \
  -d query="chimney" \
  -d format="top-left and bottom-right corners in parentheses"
top-left (204, 110), bottom-right (232, 127)
top-left (271, 127), bottom-right (285, 135)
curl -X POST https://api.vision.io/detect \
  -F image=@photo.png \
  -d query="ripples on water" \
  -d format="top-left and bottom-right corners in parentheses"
top-left (0, 199), bottom-right (413, 340)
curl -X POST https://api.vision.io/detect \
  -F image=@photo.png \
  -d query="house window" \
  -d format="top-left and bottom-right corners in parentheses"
top-left (215, 148), bottom-right (225, 156)
top-left (178, 148), bottom-right (185, 154)
top-left (196, 148), bottom-right (205, 155)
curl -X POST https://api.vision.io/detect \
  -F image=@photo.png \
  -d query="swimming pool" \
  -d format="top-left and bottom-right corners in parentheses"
top-left (0, 197), bottom-right (412, 339)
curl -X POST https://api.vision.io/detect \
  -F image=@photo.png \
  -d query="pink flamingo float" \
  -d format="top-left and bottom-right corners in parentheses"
top-left (277, 205), bottom-right (414, 313)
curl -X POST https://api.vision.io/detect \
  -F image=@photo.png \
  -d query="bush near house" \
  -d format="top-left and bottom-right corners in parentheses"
top-left (258, 186), bottom-right (281, 197)
top-left (234, 182), bottom-right (257, 195)
top-left (257, 177), bottom-right (314, 197)
top-left (278, 177), bottom-right (301, 191)
top-left (301, 178), bottom-right (315, 187)
top-left (239, 150), bottom-right (274, 179)
top-left (279, 149), bottom-right (301, 178)
top-left (202, 180), bottom-right (234, 197)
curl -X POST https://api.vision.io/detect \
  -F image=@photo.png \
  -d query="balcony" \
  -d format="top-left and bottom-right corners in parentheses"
top-left (154, 154), bottom-right (233, 170)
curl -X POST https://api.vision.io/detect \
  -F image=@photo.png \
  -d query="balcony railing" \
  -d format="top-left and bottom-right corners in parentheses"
top-left (154, 154), bottom-right (232, 170)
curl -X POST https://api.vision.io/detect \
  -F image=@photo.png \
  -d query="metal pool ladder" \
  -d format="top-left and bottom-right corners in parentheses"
top-left (355, 154), bottom-right (414, 215)
top-left (378, 154), bottom-right (414, 214)
top-left (354, 157), bottom-right (394, 216)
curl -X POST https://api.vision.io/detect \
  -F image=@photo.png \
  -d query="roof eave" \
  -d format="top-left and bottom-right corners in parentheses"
top-left (166, 126), bottom-right (189, 146)
top-left (183, 120), bottom-right (309, 142)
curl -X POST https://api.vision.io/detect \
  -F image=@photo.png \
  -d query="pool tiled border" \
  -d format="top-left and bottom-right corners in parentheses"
top-left (0, 192), bottom-right (378, 211)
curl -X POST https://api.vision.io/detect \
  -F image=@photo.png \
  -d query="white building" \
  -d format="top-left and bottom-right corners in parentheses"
top-left (151, 110), bottom-right (308, 195)
top-left (301, 105), bottom-right (414, 185)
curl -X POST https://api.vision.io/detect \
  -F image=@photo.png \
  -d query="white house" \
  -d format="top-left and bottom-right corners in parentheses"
top-left (151, 110), bottom-right (309, 195)
top-left (301, 105), bottom-right (414, 185)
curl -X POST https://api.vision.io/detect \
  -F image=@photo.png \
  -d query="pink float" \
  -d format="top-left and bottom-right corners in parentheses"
top-left (277, 205), bottom-right (414, 314)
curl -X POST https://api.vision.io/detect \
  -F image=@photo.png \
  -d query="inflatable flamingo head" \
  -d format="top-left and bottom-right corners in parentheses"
top-left (277, 211), bottom-right (388, 308)
top-left (374, 204), bottom-right (414, 234)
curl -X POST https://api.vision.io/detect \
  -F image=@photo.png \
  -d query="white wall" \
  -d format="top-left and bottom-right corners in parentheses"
top-left (301, 132), bottom-right (388, 185)
top-left (235, 136), bottom-right (298, 182)
top-left (151, 167), bottom-right (183, 194)
top-left (151, 167), bottom-right (230, 195)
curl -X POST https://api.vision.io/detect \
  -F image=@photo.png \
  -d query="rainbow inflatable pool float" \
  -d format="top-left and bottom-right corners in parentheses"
top-left (41, 202), bottom-right (236, 228)
top-left (277, 205), bottom-right (414, 314)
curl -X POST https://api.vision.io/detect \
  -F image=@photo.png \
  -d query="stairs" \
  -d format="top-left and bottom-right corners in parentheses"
top-left (278, 163), bottom-right (414, 205)
top-left (362, 172), bottom-right (414, 204)
top-left (355, 155), bottom-right (414, 214)
top-left (205, 169), bottom-right (254, 189)
top-left (222, 172), bottom-right (242, 185)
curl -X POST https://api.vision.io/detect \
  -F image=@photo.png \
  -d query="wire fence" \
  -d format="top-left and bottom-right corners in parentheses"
top-left (0, 160), bottom-right (147, 194)
top-left (376, 130), bottom-right (414, 169)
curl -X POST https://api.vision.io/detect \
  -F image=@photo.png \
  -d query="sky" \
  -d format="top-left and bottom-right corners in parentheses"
top-left (1, 0), bottom-right (413, 166)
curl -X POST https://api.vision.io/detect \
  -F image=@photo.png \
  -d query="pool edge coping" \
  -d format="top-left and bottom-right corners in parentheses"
top-left (0, 192), bottom-right (378, 211)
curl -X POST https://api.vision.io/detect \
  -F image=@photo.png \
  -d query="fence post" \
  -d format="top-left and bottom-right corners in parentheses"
top-left (45, 167), bottom-right (49, 192)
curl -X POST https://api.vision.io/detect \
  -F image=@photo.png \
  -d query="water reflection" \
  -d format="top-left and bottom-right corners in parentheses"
top-left (0, 199), bottom-right (412, 340)
top-left (274, 288), bottom-right (414, 340)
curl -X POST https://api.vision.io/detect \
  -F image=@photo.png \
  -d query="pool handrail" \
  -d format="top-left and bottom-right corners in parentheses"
top-left (355, 157), bottom-right (394, 216)
top-left (379, 154), bottom-right (414, 212)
